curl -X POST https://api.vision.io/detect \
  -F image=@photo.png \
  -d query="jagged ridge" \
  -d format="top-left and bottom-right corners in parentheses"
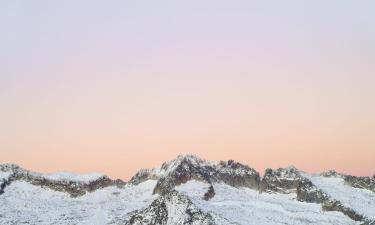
top-left (130, 154), bottom-right (260, 196)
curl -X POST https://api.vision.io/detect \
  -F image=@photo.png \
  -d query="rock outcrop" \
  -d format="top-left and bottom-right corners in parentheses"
top-left (203, 185), bottom-right (215, 201)
top-left (260, 166), bottom-right (303, 193)
top-left (296, 179), bottom-right (329, 203)
top-left (344, 175), bottom-right (375, 193)
top-left (125, 190), bottom-right (215, 225)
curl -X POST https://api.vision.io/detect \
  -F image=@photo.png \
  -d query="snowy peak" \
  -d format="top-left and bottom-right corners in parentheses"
top-left (130, 154), bottom-right (260, 195)
top-left (160, 154), bottom-right (209, 172)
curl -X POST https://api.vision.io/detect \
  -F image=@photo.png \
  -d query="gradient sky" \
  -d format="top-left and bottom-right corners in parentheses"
top-left (1, 1), bottom-right (374, 180)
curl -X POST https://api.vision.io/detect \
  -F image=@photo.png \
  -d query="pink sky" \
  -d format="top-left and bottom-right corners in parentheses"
top-left (1, 1), bottom-right (374, 180)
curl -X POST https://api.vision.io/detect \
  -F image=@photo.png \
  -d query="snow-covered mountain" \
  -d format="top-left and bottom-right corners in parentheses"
top-left (1, 155), bottom-right (374, 225)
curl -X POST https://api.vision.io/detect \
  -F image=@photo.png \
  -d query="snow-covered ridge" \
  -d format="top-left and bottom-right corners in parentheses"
top-left (130, 154), bottom-right (260, 194)
top-left (0, 163), bottom-right (108, 184)
top-left (0, 163), bottom-right (125, 197)
top-left (1, 155), bottom-right (374, 225)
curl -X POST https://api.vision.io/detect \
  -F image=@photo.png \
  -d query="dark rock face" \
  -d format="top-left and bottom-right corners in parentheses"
top-left (296, 179), bottom-right (329, 203)
top-left (22, 175), bottom-right (116, 197)
top-left (125, 196), bottom-right (168, 225)
top-left (203, 185), bottom-right (215, 201)
top-left (36, 176), bottom-right (126, 197)
top-left (0, 164), bottom-right (125, 197)
top-left (214, 160), bottom-right (260, 189)
top-left (260, 166), bottom-right (330, 204)
top-left (344, 175), bottom-right (375, 193)
top-left (322, 200), bottom-right (364, 222)
top-left (260, 167), bottom-right (303, 194)
top-left (125, 191), bottom-right (215, 225)
top-left (0, 177), bottom-right (11, 195)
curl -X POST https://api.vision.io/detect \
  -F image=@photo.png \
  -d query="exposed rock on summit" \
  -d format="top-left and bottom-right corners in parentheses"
top-left (130, 154), bottom-right (260, 196)
top-left (260, 166), bottom-right (303, 194)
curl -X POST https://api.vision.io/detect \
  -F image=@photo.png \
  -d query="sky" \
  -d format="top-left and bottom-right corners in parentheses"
top-left (0, 1), bottom-right (374, 180)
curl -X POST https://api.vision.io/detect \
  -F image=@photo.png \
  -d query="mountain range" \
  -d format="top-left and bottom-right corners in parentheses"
top-left (0, 154), bottom-right (374, 225)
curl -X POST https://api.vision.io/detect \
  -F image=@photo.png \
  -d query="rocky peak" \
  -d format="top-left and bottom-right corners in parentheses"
top-left (159, 154), bottom-right (208, 172)
top-left (130, 155), bottom-right (260, 196)
top-left (260, 166), bottom-right (305, 194)
top-left (129, 154), bottom-right (207, 186)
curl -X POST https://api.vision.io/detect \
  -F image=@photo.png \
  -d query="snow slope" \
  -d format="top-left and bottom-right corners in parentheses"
top-left (303, 173), bottom-right (375, 220)
top-left (176, 180), bottom-right (360, 225)
top-left (0, 180), bottom-right (157, 225)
